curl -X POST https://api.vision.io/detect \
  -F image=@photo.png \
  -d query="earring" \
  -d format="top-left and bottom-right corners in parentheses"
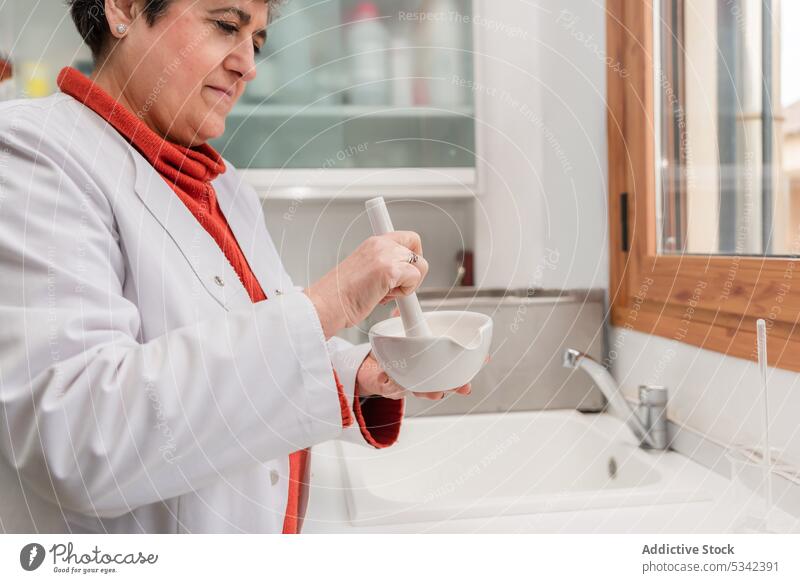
top-left (116, 24), bottom-right (128, 35)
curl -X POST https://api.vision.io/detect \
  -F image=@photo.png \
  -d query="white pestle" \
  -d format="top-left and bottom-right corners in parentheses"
top-left (365, 197), bottom-right (433, 338)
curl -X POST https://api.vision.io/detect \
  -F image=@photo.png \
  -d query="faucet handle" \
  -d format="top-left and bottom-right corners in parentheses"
top-left (638, 385), bottom-right (669, 450)
top-left (638, 385), bottom-right (668, 406)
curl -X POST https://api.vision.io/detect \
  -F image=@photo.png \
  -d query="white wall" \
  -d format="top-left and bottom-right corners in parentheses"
top-left (472, 0), bottom-right (544, 290)
top-left (264, 197), bottom-right (475, 343)
top-left (611, 328), bottom-right (800, 469)
top-left (535, 0), bottom-right (609, 290)
top-left (473, 0), bottom-right (608, 291)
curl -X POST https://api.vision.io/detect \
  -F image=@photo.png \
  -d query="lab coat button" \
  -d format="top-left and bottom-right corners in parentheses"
top-left (213, 276), bottom-right (225, 287)
top-left (269, 469), bottom-right (279, 486)
top-left (274, 289), bottom-right (283, 296)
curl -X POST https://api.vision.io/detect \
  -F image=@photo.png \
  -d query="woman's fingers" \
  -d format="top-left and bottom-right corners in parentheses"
top-left (413, 391), bottom-right (445, 400)
top-left (388, 261), bottom-right (425, 296)
top-left (384, 232), bottom-right (429, 285)
top-left (378, 375), bottom-right (472, 400)
top-left (387, 243), bottom-right (428, 280)
top-left (370, 370), bottom-right (406, 400)
top-left (412, 254), bottom-right (429, 280)
top-left (411, 384), bottom-right (471, 400)
top-left (373, 233), bottom-right (430, 305)
top-left (384, 230), bottom-right (423, 255)
top-left (385, 259), bottom-right (429, 298)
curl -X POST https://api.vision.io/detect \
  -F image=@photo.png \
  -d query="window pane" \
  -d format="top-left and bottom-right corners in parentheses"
top-left (657, 0), bottom-right (797, 255)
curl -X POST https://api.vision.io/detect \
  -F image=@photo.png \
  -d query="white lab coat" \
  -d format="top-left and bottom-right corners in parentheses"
top-left (0, 92), bottom-right (385, 533)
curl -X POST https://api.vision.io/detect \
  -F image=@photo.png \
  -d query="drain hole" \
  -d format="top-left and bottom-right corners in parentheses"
top-left (608, 457), bottom-right (618, 479)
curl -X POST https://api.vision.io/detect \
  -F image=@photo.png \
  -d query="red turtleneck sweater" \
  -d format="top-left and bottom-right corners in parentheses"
top-left (57, 67), bottom-right (402, 533)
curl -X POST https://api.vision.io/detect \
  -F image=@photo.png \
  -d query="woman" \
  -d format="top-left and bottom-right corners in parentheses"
top-left (0, 0), bottom-right (470, 534)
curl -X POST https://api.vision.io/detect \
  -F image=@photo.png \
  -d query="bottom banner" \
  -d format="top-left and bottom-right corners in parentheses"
top-left (1, 534), bottom-right (799, 582)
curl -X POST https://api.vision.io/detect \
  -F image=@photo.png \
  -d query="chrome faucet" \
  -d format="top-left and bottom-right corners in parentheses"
top-left (563, 348), bottom-right (669, 450)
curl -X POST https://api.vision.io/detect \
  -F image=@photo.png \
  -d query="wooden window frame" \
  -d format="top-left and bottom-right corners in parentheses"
top-left (606, 0), bottom-right (800, 371)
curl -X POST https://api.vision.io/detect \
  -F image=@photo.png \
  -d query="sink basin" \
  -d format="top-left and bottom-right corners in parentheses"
top-left (336, 410), bottom-right (715, 526)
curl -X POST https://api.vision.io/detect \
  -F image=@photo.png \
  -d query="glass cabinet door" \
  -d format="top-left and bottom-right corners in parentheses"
top-left (210, 0), bottom-right (476, 171)
top-left (0, 0), bottom-right (476, 175)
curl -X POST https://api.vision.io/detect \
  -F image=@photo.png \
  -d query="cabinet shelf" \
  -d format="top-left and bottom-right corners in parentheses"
top-left (243, 167), bottom-right (477, 201)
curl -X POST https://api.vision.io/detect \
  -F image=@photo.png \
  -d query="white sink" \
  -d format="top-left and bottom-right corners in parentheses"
top-left (336, 410), bottom-right (716, 526)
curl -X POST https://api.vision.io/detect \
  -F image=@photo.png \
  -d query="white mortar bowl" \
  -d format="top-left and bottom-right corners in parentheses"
top-left (368, 311), bottom-right (493, 393)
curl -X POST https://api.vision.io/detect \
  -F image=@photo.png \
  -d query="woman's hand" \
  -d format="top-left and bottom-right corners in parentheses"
top-left (304, 232), bottom-right (429, 339)
top-left (355, 353), bottom-right (472, 401)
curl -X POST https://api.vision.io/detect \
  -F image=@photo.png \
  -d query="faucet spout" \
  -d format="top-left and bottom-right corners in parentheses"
top-left (563, 349), bottom-right (667, 449)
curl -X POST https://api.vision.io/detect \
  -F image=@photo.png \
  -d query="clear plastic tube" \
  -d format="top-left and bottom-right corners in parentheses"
top-left (756, 319), bottom-right (774, 524)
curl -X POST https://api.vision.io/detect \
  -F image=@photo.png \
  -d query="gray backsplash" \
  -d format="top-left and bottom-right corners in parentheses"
top-left (374, 288), bottom-right (607, 417)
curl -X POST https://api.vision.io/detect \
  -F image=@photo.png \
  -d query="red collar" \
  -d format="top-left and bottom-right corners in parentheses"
top-left (57, 67), bottom-right (226, 189)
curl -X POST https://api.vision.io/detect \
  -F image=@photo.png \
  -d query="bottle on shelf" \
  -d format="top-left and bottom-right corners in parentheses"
top-left (345, 1), bottom-right (389, 106)
top-left (0, 1), bottom-right (14, 101)
top-left (455, 249), bottom-right (474, 286)
top-left (419, 0), bottom-right (466, 107)
top-left (308, 0), bottom-right (344, 106)
top-left (0, 55), bottom-right (14, 101)
top-left (390, 22), bottom-right (415, 107)
top-left (21, 61), bottom-right (51, 98)
top-left (268, 0), bottom-right (316, 104)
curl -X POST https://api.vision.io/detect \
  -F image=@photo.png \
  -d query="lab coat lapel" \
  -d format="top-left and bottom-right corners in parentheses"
top-left (130, 151), bottom-right (251, 310)
top-left (214, 171), bottom-right (289, 298)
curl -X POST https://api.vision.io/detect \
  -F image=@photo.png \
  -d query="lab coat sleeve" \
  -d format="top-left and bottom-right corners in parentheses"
top-left (325, 336), bottom-right (404, 448)
top-left (0, 129), bottom-right (347, 518)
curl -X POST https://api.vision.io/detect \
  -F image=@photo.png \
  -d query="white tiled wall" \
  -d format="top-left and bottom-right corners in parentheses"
top-left (611, 328), bottom-right (800, 470)
top-left (263, 197), bottom-right (475, 343)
